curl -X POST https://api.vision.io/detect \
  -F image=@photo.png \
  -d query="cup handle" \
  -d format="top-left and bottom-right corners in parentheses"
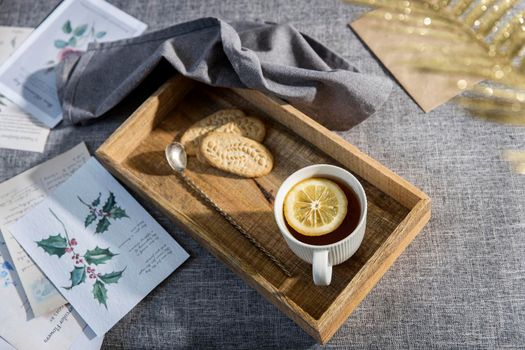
top-left (312, 250), bottom-right (332, 286)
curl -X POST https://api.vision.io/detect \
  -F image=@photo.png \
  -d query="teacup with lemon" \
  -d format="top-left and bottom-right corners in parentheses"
top-left (274, 165), bottom-right (367, 286)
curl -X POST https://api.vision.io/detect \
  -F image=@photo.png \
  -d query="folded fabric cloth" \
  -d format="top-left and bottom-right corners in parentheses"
top-left (57, 17), bottom-right (392, 130)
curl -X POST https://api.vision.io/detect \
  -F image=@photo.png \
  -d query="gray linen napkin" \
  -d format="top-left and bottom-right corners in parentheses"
top-left (57, 17), bottom-right (392, 130)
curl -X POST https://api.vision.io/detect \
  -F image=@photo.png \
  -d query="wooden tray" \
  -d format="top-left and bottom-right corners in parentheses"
top-left (97, 77), bottom-right (431, 344)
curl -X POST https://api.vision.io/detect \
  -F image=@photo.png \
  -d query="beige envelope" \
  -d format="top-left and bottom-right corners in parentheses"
top-left (350, 10), bottom-right (482, 112)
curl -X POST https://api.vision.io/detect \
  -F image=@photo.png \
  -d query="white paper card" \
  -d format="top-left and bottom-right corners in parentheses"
top-left (8, 157), bottom-right (189, 336)
top-left (0, 26), bottom-right (50, 153)
top-left (0, 337), bottom-right (15, 350)
top-left (0, 143), bottom-right (90, 316)
top-left (0, 0), bottom-right (147, 128)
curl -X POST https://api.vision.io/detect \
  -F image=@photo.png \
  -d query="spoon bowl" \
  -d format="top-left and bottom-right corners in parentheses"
top-left (165, 142), bottom-right (187, 173)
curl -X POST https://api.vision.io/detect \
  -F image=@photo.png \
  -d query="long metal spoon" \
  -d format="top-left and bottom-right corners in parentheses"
top-left (165, 142), bottom-right (292, 277)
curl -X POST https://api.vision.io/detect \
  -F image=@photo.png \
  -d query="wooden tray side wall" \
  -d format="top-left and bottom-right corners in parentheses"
top-left (97, 77), bottom-right (430, 344)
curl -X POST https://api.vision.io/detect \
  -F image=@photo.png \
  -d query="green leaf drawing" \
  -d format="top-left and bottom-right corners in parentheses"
top-left (95, 217), bottom-right (110, 234)
top-left (98, 269), bottom-right (125, 284)
top-left (92, 280), bottom-right (108, 308)
top-left (95, 31), bottom-right (107, 38)
top-left (54, 39), bottom-right (68, 49)
top-left (62, 20), bottom-right (72, 34)
top-left (74, 24), bottom-right (88, 36)
top-left (79, 192), bottom-right (128, 234)
top-left (110, 206), bottom-right (129, 220)
top-left (102, 192), bottom-right (115, 212)
top-left (36, 234), bottom-right (68, 257)
top-left (68, 36), bottom-right (77, 47)
top-left (84, 246), bottom-right (117, 265)
top-left (91, 193), bottom-right (101, 207)
top-left (64, 266), bottom-right (86, 290)
top-left (85, 213), bottom-right (97, 227)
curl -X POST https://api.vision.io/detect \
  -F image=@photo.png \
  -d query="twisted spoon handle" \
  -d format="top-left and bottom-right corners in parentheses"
top-left (178, 171), bottom-right (293, 277)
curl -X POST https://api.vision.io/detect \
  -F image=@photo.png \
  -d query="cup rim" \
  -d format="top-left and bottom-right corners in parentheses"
top-left (274, 164), bottom-right (367, 249)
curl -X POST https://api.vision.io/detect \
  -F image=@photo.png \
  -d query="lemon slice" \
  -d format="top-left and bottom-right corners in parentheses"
top-left (284, 178), bottom-right (348, 236)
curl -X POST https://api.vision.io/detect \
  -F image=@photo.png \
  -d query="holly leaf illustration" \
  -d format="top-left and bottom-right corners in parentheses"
top-left (95, 31), bottom-right (107, 38)
top-left (110, 206), bottom-right (128, 220)
top-left (36, 234), bottom-right (68, 257)
top-left (54, 40), bottom-right (68, 49)
top-left (92, 280), bottom-right (108, 308)
top-left (98, 268), bottom-right (125, 284)
top-left (84, 246), bottom-right (117, 265)
top-left (91, 193), bottom-right (101, 207)
top-left (63, 266), bottom-right (86, 290)
top-left (74, 24), bottom-right (88, 36)
top-left (95, 217), bottom-right (110, 234)
top-left (102, 192), bottom-right (115, 212)
top-left (62, 20), bottom-right (72, 34)
top-left (85, 212), bottom-right (97, 227)
top-left (68, 36), bottom-right (77, 47)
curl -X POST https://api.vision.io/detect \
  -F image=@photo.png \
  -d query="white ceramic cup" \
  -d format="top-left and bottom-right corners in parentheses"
top-left (274, 164), bottom-right (367, 286)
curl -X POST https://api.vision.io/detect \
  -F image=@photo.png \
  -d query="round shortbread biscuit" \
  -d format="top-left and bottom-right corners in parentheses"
top-left (200, 132), bottom-right (273, 178)
top-left (180, 109), bottom-right (245, 155)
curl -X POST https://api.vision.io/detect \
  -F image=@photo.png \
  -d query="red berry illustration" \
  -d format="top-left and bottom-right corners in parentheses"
top-left (65, 247), bottom-right (73, 253)
top-left (70, 239), bottom-right (77, 246)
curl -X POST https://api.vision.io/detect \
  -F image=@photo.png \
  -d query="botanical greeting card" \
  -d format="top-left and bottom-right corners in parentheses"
top-left (0, 0), bottom-right (146, 128)
top-left (8, 157), bottom-right (189, 336)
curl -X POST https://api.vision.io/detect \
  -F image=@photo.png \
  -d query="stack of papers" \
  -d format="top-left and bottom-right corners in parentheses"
top-left (0, 144), bottom-right (189, 349)
top-left (0, 1), bottom-right (189, 348)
